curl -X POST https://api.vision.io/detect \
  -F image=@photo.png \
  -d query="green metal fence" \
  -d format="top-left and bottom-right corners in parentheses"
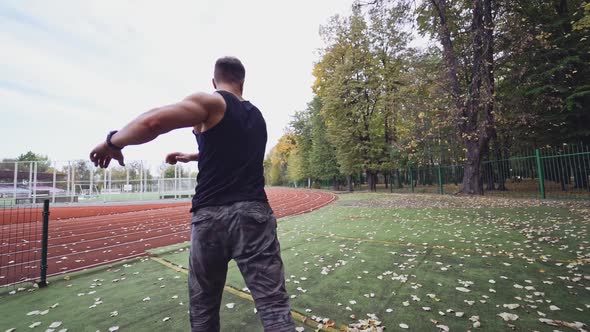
top-left (390, 145), bottom-right (590, 200)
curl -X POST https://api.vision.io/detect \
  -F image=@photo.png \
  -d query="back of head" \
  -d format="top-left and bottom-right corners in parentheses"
top-left (214, 56), bottom-right (245, 85)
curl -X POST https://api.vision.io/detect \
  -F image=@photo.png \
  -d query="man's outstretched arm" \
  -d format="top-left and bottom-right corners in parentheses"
top-left (90, 92), bottom-right (224, 168)
top-left (165, 152), bottom-right (199, 164)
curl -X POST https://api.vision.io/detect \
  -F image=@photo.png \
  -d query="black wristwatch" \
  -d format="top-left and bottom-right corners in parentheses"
top-left (106, 130), bottom-right (123, 150)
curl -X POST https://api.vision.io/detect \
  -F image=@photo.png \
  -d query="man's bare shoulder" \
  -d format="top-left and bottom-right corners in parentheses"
top-left (184, 92), bottom-right (226, 113)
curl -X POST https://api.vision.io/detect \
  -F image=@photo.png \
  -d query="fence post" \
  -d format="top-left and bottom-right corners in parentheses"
top-left (535, 149), bottom-right (546, 199)
top-left (103, 168), bottom-right (107, 202)
top-left (409, 167), bottom-right (414, 193)
top-left (89, 165), bottom-right (94, 197)
top-left (438, 165), bottom-right (443, 194)
top-left (52, 166), bottom-right (56, 204)
top-left (39, 199), bottom-right (50, 288)
top-left (13, 161), bottom-right (18, 203)
top-left (28, 161), bottom-right (33, 199)
top-left (70, 163), bottom-right (75, 203)
top-left (33, 161), bottom-right (38, 203)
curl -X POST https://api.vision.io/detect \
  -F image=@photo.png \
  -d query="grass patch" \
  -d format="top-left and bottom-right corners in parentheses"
top-left (0, 258), bottom-right (191, 331)
top-left (158, 197), bottom-right (588, 331)
top-left (2, 192), bottom-right (588, 331)
top-left (0, 257), bottom-right (311, 331)
top-left (276, 203), bottom-right (588, 330)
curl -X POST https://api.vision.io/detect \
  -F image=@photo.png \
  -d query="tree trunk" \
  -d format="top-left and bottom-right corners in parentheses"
top-left (462, 141), bottom-right (484, 194)
top-left (347, 174), bottom-right (354, 192)
top-left (452, 165), bottom-right (459, 186)
top-left (332, 175), bottom-right (339, 191)
top-left (396, 169), bottom-right (403, 188)
top-left (419, 169), bottom-right (424, 186)
top-left (496, 146), bottom-right (508, 191)
top-left (366, 170), bottom-right (377, 192)
top-left (484, 162), bottom-right (495, 191)
top-left (496, 162), bottom-right (507, 191)
top-left (373, 172), bottom-right (378, 191)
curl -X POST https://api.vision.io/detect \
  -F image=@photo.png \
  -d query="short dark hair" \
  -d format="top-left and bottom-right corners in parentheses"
top-left (214, 56), bottom-right (245, 84)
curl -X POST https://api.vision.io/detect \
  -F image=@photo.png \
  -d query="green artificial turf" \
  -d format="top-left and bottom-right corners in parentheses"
top-left (159, 197), bottom-right (589, 331)
top-left (0, 258), bottom-right (312, 331)
top-left (2, 192), bottom-right (588, 331)
top-left (0, 258), bottom-right (191, 331)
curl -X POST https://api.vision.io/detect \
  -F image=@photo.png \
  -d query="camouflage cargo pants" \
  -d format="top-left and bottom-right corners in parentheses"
top-left (188, 200), bottom-right (294, 332)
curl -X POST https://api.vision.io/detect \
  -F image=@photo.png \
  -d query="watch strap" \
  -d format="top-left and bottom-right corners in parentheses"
top-left (106, 130), bottom-right (123, 150)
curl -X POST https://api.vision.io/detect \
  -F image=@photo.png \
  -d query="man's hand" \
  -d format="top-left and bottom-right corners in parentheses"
top-left (90, 142), bottom-right (125, 168)
top-left (165, 152), bottom-right (199, 165)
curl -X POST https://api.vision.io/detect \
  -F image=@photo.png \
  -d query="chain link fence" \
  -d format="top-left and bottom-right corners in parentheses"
top-left (0, 200), bottom-right (49, 287)
top-left (0, 160), bottom-right (198, 205)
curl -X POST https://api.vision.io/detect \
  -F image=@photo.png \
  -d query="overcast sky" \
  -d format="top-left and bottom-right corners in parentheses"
top-left (0, 0), bottom-right (356, 163)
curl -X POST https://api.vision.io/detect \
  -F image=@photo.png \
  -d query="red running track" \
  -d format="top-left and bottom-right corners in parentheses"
top-left (0, 188), bottom-right (336, 286)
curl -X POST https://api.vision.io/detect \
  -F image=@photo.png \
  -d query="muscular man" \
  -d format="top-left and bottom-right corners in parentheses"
top-left (90, 57), bottom-right (294, 332)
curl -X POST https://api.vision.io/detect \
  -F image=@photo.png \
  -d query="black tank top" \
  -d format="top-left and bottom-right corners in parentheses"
top-left (190, 90), bottom-right (268, 211)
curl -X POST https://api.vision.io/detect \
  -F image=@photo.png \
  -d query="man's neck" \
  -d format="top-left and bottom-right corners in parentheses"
top-left (216, 84), bottom-right (243, 100)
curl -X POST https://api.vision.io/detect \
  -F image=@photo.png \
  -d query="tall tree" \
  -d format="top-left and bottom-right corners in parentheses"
top-left (397, 49), bottom-right (457, 167)
top-left (290, 105), bottom-right (314, 187)
top-left (265, 133), bottom-right (298, 186)
top-left (314, 5), bottom-right (409, 191)
top-left (16, 151), bottom-right (51, 173)
top-left (425, 0), bottom-right (496, 194)
top-left (285, 146), bottom-right (304, 186)
top-left (308, 97), bottom-right (341, 189)
top-left (495, 0), bottom-right (590, 147)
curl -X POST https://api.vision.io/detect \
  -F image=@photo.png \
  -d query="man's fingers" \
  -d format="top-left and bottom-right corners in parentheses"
top-left (90, 151), bottom-right (101, 167)
top-left (99, 155), bottom-right (110, 168)
top-left (165, 153), bottom-right (179, 164)
top-left (90, 142), bottom-right (126, 168)
top-left (112, 150), bottom-right (125, 167)
top-left (115, 152), bottom-right (125, 166)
